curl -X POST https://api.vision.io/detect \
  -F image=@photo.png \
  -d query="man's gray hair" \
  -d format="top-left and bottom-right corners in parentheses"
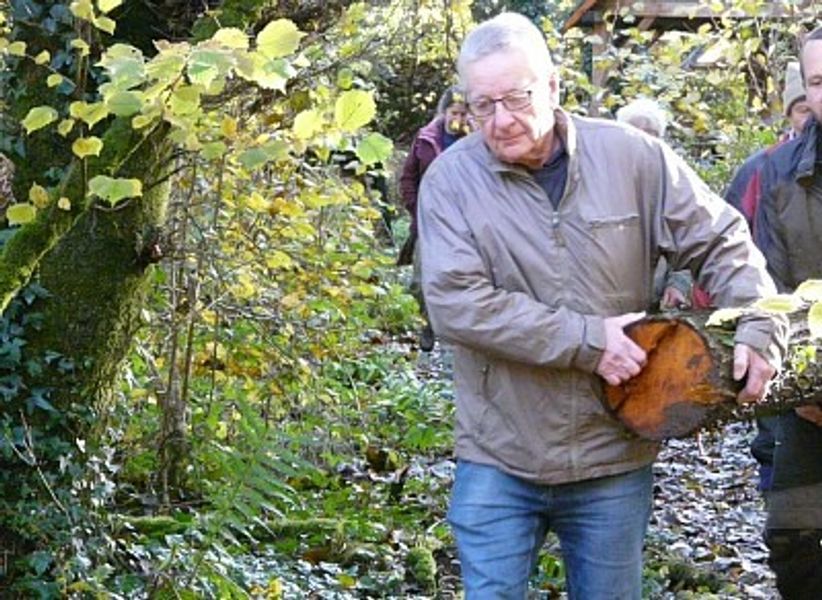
top-left (616, 98), bottom-right (669, 138)
top-left (457, 12), bottom-right (553, 86)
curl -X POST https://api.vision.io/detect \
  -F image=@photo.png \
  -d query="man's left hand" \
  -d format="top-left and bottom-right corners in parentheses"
top-left (733, 343), bottom-right (775, 404)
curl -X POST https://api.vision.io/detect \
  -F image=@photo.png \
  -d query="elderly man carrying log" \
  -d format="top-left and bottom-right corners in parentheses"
top-left (417, 11), bottom-right (787, 599)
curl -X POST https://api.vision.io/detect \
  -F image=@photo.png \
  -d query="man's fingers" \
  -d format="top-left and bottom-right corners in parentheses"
top-left (617, 311), bottom-right (646, 328)
top-left (733, 344), bottom-right (749, 381)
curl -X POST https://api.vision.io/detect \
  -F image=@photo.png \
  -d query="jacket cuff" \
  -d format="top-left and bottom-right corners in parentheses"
top-left (735, 315), bottom-right (788, 369)
top-left (574, 314), bottom-right (606, 372)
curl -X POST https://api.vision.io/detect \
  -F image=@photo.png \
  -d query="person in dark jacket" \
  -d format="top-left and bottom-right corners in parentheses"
top-left (398, 86), bottom-right (471, 351)
top-left (725, 61), bottom-right (814, 495)
top-left (755, 27), bottom-right (822, 599)
top-left (725, 61), bottom-right (812, 249)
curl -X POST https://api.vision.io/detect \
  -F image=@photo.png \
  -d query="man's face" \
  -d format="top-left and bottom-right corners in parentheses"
top-left (788, 99), bottom-right (812, 135)
top-left (802, 39), bottom-right (822, 124)
top-left (464, 49), bottom-right (559, 168)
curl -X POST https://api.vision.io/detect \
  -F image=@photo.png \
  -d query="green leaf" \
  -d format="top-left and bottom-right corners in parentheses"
top-left (293, 109), bottom-right (323, 139)
top-left (795, 280), bottom-right (822, 302)
top-left (237, 148), bottom-right (269, 170)
top-left (213, 27), bottom-right (249, 50)
top-left (808, 302), bottom-right (822, 340)
top-left (22, 106), bottom-right (58, 134)
top-left (6, 203), bottom-right (37, 225)
top-left (88, 175), bottom-right (142, 205)
top-left (188, 47), bottom-right (234, 88)
top-left (754, 294), bottom-right (803, 314)
top-left (202, 141), bottom-right (227, 160)
top-left (105, 91), bottom-right (142, 116)
top-left (334, 90), bottom-right (376, 132)
top-left (237, 53), bottom-right (293, 91)
top-left (72, 136), bottom-right (104, 158)
top-left (146, 45), bottom-right (187, 82)
top-left (256, 19), bottom-right (304, 59)
top-left (97, 44), bottom-right (145, 89)
top-left (356, 132), bottom-right (393, 165)
top-left (169, 86), bottom-right (201, 116)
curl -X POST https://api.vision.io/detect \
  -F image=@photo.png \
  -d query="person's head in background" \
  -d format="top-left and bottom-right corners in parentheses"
top-left (437, 86), bottom-right (471, 137)
top-left (616, 98), bottom-right (668, 138)
top-left (783, 61), bottom-right (812, 137)
top-left (799, 26), bottom-right (822, 126)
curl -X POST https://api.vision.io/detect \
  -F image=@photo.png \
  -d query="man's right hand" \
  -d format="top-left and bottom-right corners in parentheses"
top-left (595, 312), bottom-right (648, 386)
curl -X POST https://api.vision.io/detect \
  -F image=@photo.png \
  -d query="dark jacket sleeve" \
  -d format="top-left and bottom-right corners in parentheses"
top-left (758, 162), bottom-right (793, 293)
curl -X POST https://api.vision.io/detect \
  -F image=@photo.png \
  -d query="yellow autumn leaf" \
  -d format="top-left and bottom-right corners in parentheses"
top-left (220, 116), bottom-right (238, 139)
top-left (34, 50), bottom-right (50, 65)
top-left (293, 109), bottom-right (322, 139)
top-left (72, 136), bottom-right (104, 158)
top-left (70, 39), bottom-right (90, 57)
top-left (57, 197), bottom-right (72, 211)
top-left (131, 114), bottom-right (155, 129)
top-left (93, 15), bottom-right (116, 35)
top-left (6, 203), bottom-right (37, 225)
top-left (57, 119), bottom-right (75, 137)
top-left (47, 74), bottom-right (63, 88)
top-left (8, 41), bottom-right (26, 56)
top-left (28, 183), bottom-right (50, 208)
top-left (705, 307), bottom-right (745, 328)
top-left (69, 0), bottom-right (95, 20)
top-left (97, 0), bottom-right (123, 13)
top-left (795, 280), bottom-right (822, 302)
top-left (809, 302), bottom-right (822, 340)
top-left (266, 250), bottom-right (294, 270)
top-left (280, 292), bottom-right (302, 310)
top-left (212, 27), bottom-right (249, 50)
top-left (754, 294), bottom-right (803, 314)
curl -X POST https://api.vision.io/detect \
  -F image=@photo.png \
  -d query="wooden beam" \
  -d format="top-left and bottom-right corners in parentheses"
top-left (621, 0), bottom-right (817, 20)
top-left (562, 0), bottom-right (605, 33)
top-left (638, 16), bottom-right (656, 31)
top-left (564, 0), bottom-right (818, 32)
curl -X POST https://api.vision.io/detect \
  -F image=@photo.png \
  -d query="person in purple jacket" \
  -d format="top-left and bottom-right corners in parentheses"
top-left (398, 86), bottom-right (471, 351)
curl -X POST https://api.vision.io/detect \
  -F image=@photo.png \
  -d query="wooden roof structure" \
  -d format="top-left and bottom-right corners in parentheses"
top-left (563, 0), bottom-right (819, 34)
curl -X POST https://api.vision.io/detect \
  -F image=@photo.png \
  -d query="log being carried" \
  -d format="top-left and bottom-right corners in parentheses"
top-left (603, 288), bottom-right (822, 440)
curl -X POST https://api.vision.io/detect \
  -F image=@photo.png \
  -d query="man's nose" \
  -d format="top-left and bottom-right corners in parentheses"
top-left (491, 103), bottom-right (517, 128)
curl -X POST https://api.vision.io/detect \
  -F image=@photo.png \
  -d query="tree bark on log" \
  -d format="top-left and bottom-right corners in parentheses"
top-left (602, 312), bottom-right (818, 440)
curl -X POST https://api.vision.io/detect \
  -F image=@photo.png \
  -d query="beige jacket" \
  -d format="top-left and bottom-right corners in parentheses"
top-left (418, 110), bottom-right (785, 484)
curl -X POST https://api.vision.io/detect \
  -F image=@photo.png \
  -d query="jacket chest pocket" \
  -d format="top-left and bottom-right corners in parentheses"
top-left (583, 213), bottom-right (642, 256)
top-left (585, 213), bottom-right (640, 235)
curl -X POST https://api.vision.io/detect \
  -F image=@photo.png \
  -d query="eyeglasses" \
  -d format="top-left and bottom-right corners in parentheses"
top-left (468, 89), bottom-right (534, 118)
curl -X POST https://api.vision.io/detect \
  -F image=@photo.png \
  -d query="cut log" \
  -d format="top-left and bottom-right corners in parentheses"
top-left (602, 312), bottom-right (820, 440)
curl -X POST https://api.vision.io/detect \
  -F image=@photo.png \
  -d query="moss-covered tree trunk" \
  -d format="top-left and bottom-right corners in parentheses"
top-left (0, 1), bottom-right (185, 582)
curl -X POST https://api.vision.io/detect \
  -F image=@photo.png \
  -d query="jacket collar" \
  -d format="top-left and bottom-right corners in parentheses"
top-left (482, 108), bottom-right (578, 176)
top-left (795, 117), bottom-right (820, 182)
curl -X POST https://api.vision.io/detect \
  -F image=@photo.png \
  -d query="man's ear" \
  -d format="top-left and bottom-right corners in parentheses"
top-left (547, 71), bottom-right (561, 105)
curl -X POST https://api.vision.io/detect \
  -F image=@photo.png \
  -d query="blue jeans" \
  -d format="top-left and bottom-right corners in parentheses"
top-left (448, 460), bottom-right (653, 599)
